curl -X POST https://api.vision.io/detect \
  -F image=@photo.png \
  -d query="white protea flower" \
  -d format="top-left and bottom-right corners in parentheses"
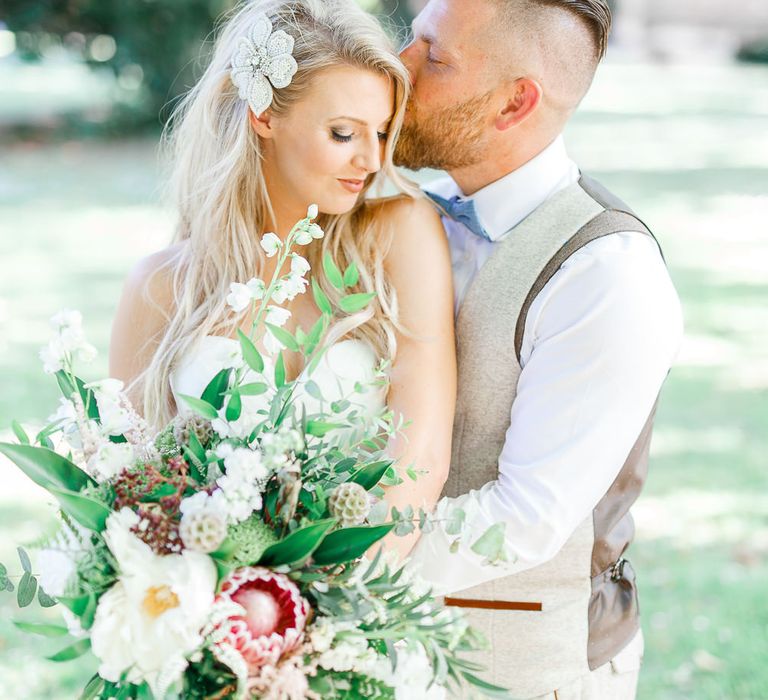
top-left (260, 232), bottom-right (282, 258)
top-left (265, 306), bottom-right (291, 328)
top-left (230, 13), bottom-right (298, 116)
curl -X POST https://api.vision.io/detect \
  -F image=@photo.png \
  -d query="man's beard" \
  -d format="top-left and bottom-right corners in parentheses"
top-left (394, 90), bottom-right (495, 171)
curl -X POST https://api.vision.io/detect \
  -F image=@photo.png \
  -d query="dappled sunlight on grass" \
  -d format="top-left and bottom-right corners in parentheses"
top-left (0, 61), bottom-right (766, 698)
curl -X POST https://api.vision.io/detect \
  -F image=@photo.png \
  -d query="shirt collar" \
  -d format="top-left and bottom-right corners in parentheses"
top-left (425, 135), bottom-right (579, 242)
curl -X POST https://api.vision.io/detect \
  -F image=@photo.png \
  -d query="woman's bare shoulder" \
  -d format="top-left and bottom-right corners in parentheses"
top-left (367, 193), bottom-right (443, 230)
top-left (123, 242), bottom-right (185, 313)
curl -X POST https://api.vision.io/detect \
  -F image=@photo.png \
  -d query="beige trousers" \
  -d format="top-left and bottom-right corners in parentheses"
top-left (529, 629), bottom-right (645, 700)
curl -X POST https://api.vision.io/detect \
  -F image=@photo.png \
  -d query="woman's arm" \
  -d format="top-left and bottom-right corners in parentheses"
top-left (109, 246), bottom-right (177, 409)
top-left (376, 196), bottom-right (456, 561)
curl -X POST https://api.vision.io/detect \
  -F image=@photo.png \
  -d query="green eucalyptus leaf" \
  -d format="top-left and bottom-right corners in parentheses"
top-left (11, 420), bottom-right (30, 444)
top-left (258, 519), bottom-right (336, 567)
top-left (322, 252), bottom-right (344, 290)
top-left (338, 292), bottom-right (376, 314)
top-left (0, 442), bottom-right (95, 493)
top-left (445, 508), bottom-right (466, 537)
top-left (48, 487), bottom-right (111, 532)
top-left (237, 329), bottom-right (265, 373)
top-left (47, 637), bottom-right (91, 662)
top-left (38, 586), bottom-right (58, 608)
top-left (201, 368), bottom-right (232, 410)
top-left (343, 261), bottom-right (359, 288)
top-left (177, 394), bottom-right (219, 420)
top-left (13, 620), bottom-right (69, 637)
top-left (350, 460), bottom-right (393, 491)
top-left (312, 524), bottom-right (395, 566)
top-left (17, 546), bottom-right (32, 573)
top-left (304, 380), bottom-right (323, 400)
top-left (225, 390), bottom-right (242, 422)
top-left (470, 522), bottom-right (507, 562)
top-left (17, 571), bottom-right (37, 607)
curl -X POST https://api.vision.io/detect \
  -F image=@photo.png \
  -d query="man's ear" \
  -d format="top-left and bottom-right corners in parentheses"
top-left (495, 78), bottom-right (542, 131)
top-left (249, 109), bottom-right (274, 138)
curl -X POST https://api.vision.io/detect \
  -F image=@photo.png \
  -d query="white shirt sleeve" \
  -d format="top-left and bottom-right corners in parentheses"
top-left (407, 232), bottom-right (684, 595)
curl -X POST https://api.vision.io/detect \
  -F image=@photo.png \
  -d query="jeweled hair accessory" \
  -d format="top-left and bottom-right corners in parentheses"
top-left (230, 13), bottom-right (298, 116)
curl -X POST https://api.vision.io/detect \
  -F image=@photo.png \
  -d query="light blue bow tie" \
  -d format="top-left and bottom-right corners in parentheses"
top-left (425, 190), bottom-right (492, 242)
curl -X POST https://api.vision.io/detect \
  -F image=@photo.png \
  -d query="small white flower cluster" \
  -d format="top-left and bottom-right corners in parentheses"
top-left (39, 309), bottom-right (97, 374)
top-left (259, 426), bottom-right (303, 471)
top-left (180, 444), bottom-right (270, 531)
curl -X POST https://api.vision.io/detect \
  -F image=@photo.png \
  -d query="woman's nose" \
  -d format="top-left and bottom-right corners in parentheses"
top-left (352, 136), bottom-right (382, 174)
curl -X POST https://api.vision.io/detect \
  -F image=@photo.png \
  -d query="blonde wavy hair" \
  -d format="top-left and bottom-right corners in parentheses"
top-left (136, 0), bottom-right (414, 429)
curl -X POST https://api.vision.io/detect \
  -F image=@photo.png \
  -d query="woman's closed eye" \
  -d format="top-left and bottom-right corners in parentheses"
top-left (330, 129), bottom-right (389, 143)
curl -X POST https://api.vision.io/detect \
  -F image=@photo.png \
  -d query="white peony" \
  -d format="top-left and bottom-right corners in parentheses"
top-left (91, 508), bottom-right (217, 697)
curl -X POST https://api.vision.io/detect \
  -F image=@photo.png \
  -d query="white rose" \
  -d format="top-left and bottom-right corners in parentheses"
top-left (260, 232), bottom-right (282, 258)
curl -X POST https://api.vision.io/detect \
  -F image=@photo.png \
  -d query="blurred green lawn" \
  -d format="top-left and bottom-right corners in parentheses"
top-left (1, 61), bottom-right (767, 699)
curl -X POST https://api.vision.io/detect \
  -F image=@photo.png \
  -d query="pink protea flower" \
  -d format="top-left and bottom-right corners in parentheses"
top-left (213, 567), bottom-right (309, 671)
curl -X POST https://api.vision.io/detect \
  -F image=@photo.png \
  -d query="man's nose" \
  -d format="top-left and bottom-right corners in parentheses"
top-left (399, 41), bottom-right (418, 82)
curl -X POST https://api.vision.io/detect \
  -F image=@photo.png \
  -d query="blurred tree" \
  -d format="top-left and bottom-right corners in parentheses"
top-left (1, 0), bottom-right (416, 132)
top-left (4, 0), bottom-right (237, 127)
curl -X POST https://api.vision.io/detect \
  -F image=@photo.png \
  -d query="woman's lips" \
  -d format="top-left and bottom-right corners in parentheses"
top-left (338, 178), bottom-right (365, 193)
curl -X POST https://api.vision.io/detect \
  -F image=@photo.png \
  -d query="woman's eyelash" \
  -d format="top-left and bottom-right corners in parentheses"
top-left (331, 130), bottom-right (353, 143)
top-left (331, 130), bottom-right (389, 143)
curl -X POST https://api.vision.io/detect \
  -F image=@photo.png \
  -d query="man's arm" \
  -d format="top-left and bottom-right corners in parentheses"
top-left (407, 232), bottom-right (683, 594)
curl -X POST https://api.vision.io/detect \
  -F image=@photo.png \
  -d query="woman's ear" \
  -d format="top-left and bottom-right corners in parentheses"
top-left (249, 109), bottom-right (274, 138)
top-left (495, 78), bottom-right (542, 131)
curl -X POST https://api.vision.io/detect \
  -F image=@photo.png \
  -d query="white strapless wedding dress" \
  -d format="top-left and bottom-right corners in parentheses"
top-left (170, 336), bottom-right (387, 439)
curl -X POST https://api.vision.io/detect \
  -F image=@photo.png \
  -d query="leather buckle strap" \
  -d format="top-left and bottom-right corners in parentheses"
top-left (610, 558), bottom-right (628, 583)
top-left (444, 597), bottom-right (542, 612)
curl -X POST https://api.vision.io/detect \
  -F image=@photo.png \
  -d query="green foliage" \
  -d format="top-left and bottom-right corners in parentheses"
top-left (0, 442), bottom-right (95, 493)
top-left (258, 518), bottom-right (336, 567)
top-left (312, 524), bottom-right (395, 565)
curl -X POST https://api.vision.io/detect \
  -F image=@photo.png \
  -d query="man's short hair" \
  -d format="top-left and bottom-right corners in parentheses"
top-left (496, 0), bottom-right (612, 60)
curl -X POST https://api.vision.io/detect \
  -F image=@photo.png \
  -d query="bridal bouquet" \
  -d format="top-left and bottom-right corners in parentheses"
top-left (0, 208), bottom-right (509, 699)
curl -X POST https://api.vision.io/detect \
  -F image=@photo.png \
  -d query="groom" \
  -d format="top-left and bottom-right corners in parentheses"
top-left (396, 1), bottom-right (682, 698)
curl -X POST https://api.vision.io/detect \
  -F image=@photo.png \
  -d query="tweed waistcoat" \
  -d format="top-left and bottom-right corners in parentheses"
top-left (444, 175), bottom-right (661, 698)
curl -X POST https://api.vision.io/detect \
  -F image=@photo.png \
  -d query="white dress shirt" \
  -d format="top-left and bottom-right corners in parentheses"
top-left (409, 136), bottom-right (684, 594)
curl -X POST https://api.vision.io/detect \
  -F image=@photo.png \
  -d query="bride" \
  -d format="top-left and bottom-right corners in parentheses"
top-left (108, 0), bottom-right (455, 560)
